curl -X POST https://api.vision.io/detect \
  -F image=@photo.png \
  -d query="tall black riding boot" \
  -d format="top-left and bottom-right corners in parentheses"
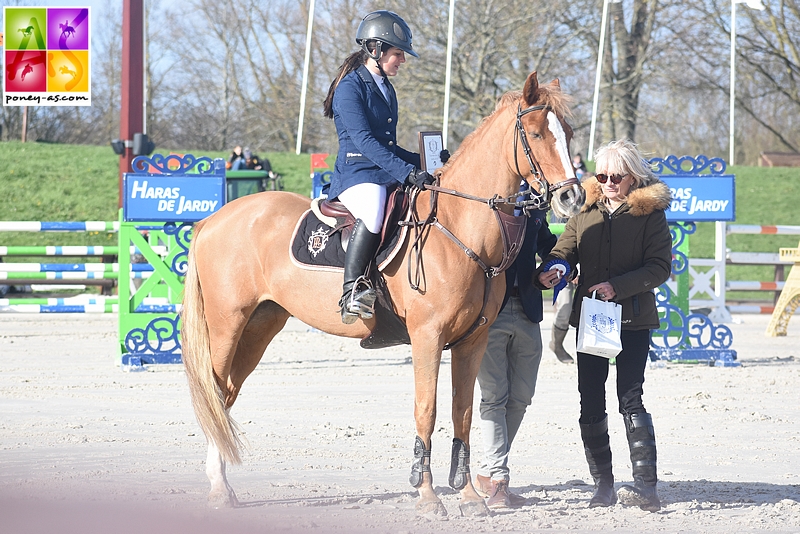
top-left (339, 219), bottom-right (381, 325)
top-left (579, 416), bottom-right (617, 508)
top-left (617, 412), bottom-right (661, 512)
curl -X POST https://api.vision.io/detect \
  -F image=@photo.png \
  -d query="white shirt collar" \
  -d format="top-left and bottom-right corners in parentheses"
top-left (368, 70), bottom-right (389, 101)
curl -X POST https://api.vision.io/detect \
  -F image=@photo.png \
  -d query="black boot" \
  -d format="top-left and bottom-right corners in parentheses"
top-left (617, 412), bottom-right (661, 512)
top-left (339, 219), bottom-right (381, 324)
top-left (580, 416), bottom-right (617, 508)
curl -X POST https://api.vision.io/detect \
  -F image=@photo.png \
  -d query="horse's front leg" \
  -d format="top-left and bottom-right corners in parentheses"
top-left (206, 441), bottom-right (239, 508)
top-left (409, 341), bottom-right (447, 518)
top-left (449, 334), bottom-right (492, 517)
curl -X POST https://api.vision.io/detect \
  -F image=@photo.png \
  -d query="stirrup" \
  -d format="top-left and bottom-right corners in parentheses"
top-left (338, 292), bottom-right (359, 325)
top-left (347, 276), bottom-right (376, 320)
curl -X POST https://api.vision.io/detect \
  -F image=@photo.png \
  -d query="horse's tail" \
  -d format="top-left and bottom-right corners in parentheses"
top-left (181, 229), bottom-right (243, 464)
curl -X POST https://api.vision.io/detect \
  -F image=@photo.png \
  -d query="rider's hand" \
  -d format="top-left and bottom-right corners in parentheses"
top-left (406, 168), bottom-right (435, 189)
top-left (439, 149), bottom-right (451, 164)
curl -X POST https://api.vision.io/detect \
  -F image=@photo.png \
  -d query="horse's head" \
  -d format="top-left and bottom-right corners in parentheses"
top-left (513, 71), bottom-right (585, 219)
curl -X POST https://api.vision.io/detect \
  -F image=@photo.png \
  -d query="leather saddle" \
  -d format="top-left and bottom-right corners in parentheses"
top-left (317, 186), bottom-right (408, 249)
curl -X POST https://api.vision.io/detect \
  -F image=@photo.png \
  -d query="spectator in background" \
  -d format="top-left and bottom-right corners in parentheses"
top-left (550, 275), bottom-right (576, 364)
top-left (573, 153), bottom-right (588, 179)
top-left (227, 146), bottom-right (245, 170)
top-left (243, 148), bottom-right (261, 171)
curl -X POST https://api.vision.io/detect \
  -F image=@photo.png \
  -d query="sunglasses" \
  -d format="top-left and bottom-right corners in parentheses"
top-left (595, 173), bottom-right (628, 184)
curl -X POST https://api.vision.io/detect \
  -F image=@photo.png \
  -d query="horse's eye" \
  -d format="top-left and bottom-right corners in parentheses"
top-left (529, 131), bottom-right (543, 140)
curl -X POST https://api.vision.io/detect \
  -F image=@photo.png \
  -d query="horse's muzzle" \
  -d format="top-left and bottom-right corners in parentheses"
top-left (551, 183), bottom-right (585, 219)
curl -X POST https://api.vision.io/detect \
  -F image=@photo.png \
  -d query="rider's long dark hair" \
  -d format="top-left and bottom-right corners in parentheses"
top-left (323, 41), bottom-right (381, 119)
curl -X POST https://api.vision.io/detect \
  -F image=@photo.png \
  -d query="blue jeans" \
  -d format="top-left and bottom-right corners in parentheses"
top-left (477, 297), bottom-right (543, 481)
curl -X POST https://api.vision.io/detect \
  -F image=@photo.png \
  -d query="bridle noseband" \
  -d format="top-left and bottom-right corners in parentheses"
top-left (514, 104), bottom-right (579, 214)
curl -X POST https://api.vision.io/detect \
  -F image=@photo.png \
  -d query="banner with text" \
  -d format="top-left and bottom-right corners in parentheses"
top-left (123, 174), bottom-right (226, 223)
top-left (661, 176), bottom-right (735, 222)
top-left (3, 6), bottom-right (91, 107)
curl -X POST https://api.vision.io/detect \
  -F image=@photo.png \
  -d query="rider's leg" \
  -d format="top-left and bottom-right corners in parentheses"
top-left (337, 183), bottom-right (386, 324)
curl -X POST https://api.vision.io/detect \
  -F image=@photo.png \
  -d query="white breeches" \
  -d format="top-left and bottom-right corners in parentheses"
top-left (338, 182), bottom-right (387, 234)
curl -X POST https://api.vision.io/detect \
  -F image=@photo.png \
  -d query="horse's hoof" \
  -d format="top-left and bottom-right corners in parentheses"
top-left (207, 489), bottom-right (239, 508)
top-left (459, 499), bottom-right (490, 517)
top-left (416, 500), bottom-right (448, 520)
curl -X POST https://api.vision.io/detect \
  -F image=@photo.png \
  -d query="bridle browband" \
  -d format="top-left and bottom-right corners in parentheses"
top-left (514, 103), bottom-right (579, 213)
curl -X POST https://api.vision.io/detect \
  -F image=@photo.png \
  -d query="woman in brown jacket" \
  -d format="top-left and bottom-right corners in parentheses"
top-left (536, 139), bottom-right (672, 512)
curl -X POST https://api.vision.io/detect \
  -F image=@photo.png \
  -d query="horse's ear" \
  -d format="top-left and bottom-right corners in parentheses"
top-left (522, 71), bottom-right (540, 106)
top-left (550, 78), bottom-right (561, 89)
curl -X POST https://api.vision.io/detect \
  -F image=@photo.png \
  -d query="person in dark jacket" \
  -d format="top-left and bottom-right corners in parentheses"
top-left (322, 10), bottom-right (433, 325)
top-left (536, 139), bottom-right (672, 512)
top-left (474, 207), bottom-right (557, 509)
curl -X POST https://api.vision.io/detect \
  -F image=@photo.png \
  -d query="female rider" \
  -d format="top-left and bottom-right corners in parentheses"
top-left (323, 10), bottom-right (434, 324)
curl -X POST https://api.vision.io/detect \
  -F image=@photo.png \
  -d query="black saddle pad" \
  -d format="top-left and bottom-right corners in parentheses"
top-left (290, 210), bottom-right (406, 271)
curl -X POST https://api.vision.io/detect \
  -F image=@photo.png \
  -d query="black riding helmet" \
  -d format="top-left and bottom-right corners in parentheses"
top-left (355, 10), bottom-right (418, 61)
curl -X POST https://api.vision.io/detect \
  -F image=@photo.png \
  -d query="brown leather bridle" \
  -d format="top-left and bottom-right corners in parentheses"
top-left (514, 103), bottom-right (579, 213)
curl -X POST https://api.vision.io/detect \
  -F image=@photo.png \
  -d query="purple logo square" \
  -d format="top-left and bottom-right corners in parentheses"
top-left (47, 8), bottom-right (90, 50)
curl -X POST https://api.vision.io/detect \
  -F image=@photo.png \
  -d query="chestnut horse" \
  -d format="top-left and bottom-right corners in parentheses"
top-left (181, 71), bottom-right (584, 517)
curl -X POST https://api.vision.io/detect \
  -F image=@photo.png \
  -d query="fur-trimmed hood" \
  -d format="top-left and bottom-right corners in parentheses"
top-left (582, 176), bottom-right (672, 217)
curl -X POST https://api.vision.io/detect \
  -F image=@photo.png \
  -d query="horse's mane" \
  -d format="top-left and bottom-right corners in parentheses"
top-left (439, 81), bottom-right (572, 172)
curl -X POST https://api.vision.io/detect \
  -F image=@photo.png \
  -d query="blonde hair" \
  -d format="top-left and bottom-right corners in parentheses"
top-left (594, 139), bottom-right (656, 190)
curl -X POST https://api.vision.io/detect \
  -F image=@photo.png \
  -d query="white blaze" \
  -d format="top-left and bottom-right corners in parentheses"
top-left (547, 111), bottom-right (576, 179)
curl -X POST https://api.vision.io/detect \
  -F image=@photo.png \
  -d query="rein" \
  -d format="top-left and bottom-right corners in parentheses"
top-left (400, 181), bottom-right (527, 351)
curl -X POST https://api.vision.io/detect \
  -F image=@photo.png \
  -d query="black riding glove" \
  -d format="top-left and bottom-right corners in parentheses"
top-left (406, 168), bottom-right (435, 189)
top-left (439, 149), bottom-right (451, 164)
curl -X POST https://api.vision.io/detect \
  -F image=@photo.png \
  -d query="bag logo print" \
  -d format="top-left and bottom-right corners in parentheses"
top-left (589, 313), bottom-right (616, 333)
top-left (308, 228), bottom-right (329, 258)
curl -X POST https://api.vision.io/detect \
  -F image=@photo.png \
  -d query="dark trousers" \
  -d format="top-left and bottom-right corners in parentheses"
top-left (577, 329), bottom-right (651, 425)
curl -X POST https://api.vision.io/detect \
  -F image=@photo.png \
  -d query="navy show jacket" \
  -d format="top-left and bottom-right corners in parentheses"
top-left (502, 209), bottom-right (558, 324)
top-left (327, 64), bottom-right (420, 200)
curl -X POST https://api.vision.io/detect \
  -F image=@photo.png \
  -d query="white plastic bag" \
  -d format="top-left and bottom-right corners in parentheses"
top-left (576, 291), bottom-right (622, 358)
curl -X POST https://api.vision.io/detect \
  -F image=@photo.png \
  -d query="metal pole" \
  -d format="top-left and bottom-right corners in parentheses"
top-left (587, 0), bottom-right (611, 161)
top-left (143, 0), bottom-right (147, 135)
top-left (442, 0), bottom-right (456, 148)
top-left (119, 0), bottom-right (144, 208)
top-left (729, 0), bottom-right (736, 166)
top-left (295, 0), bottom-right (316, 155)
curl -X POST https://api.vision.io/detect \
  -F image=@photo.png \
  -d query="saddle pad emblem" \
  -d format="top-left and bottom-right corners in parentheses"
top-left (307, 228), bottom-right (329, 257)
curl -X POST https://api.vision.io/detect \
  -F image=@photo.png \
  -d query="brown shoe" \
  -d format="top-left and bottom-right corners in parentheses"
top-left (475, 474), bottom-right (493, 498)
top-left (485, 479), bottom-right (526, 509)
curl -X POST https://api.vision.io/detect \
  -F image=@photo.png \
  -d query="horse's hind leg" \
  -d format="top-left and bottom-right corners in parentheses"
top-left (207, 441), bottom-right (237, 508)
top-left (205, 301), bottom-right (291, 508)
